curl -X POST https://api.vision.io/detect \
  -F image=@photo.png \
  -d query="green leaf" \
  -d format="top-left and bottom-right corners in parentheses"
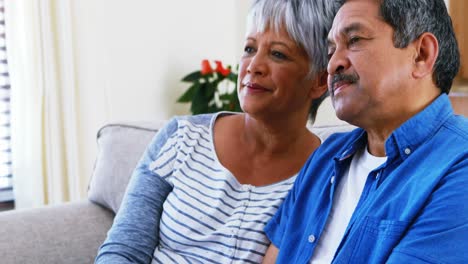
top-left (233, 99), bottom-right (242, 112)
top-left (204, 83), bottom-right (216, 98)
top-left (177, 83), bottom-right (199, 103)
top-left (219, 94), bottom-right (231, 100)
top-left (215, 72), bottom-right (226, 80)
top-left (191, 85), bottom-right (210, 114)
top-left (182, 71), bottom-right (203, 82)
top-left (229, 92), bottom-right (242, 112)
top-left (205, 103), bottom-right (218, 113)
top-left (227, 72), bottom-right (238, 83)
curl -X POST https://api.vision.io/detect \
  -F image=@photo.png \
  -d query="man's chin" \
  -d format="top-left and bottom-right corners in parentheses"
top-left (333, 104), bottom-right (355, 123)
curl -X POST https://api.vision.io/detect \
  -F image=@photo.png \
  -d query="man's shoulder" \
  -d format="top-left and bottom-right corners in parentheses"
top-left (444, 114), bottom-right (468, 141)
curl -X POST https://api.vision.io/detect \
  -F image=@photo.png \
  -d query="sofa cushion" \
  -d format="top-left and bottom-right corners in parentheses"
top-left (88, 120), bottom-right (355, 214)
top-left (0, 201), bottom-right (113, 264)
top-left (88, 122), bottom-right (166, 213)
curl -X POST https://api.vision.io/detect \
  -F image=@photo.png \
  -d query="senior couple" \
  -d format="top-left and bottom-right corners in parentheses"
top-left (96, 0), bottom-right (468, 263)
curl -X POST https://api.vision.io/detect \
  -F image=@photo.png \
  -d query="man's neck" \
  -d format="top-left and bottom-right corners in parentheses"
top-left (366, 130), bottom-right (389, 157)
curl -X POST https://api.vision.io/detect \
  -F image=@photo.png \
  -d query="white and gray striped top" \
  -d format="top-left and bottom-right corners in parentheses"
top-left (150, 112), bottom-right (297, 263)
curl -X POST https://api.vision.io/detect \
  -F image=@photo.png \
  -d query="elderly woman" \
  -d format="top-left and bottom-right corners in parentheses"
top-left (96, 0), bottom-right (336, 263)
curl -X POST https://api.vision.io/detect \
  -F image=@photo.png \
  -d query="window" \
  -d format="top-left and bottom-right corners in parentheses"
top-left (0, 0), bottom-right (13, 204)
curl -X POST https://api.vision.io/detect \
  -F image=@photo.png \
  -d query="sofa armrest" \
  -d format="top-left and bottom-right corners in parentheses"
top-left (0, 201), bottom-right (114, 264)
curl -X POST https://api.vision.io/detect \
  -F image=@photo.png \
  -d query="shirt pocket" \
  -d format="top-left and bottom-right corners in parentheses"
top-left (349, 216), bottom-right (409, 263)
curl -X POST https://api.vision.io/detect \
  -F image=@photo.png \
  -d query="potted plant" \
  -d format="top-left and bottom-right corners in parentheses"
top-left (177, 59), bottom-right (241, 114)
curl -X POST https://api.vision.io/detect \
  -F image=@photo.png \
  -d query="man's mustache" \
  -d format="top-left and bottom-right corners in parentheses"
top-left (329, 73), bottom-right (359, 94)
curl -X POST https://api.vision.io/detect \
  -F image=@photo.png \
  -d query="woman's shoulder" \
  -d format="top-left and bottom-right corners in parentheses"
top-left (164, 113), bottom-right (226, 143)
top-left (159, 114), bottom-right (212, 137)
top-left (173, 112), bottom-right (240, 133)
top-left (171, 113), bottom-right (218, 128)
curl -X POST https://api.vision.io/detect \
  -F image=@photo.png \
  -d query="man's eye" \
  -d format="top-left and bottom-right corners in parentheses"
top-left (348, 36), bottom-right (361, 45)
top-left (272, 51), bottom-right (287, 60)
top-left (327, 49), bottom-right (335, 60)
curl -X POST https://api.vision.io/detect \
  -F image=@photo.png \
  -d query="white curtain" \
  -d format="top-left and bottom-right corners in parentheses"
top-left (5, 0), bottom-right (83, 208)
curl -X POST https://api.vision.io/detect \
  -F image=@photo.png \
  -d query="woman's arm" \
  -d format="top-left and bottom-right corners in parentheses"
top-left (95, 119), bottom-right (178, 264)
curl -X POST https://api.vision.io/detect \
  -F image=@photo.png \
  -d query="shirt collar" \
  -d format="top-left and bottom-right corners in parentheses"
top-left (336, 129), bottom-right (367, 161)
top-left (385, 94), bottom-right (453, 160)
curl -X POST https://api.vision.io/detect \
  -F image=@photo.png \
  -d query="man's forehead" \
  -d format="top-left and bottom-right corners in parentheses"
top-left (328, 0), bottom-right (382, 39)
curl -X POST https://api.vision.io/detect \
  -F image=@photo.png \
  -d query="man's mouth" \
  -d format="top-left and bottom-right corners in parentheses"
top-left (332, 81), bottom-right (351, 94)
top-left (330, 73), bottom-right (359, 95)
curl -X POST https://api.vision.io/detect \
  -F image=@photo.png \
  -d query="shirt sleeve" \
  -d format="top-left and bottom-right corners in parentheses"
top-left (386, 156), bottom-right (468, 264)
top-left (95, 118), bottom-right (178, 264)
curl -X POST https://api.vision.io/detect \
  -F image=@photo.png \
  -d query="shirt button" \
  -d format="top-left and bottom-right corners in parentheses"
top-left (404, 148), bottom-right (411, 155)
top-left (308, 234), bottom-right (316, 243)
top-left (330, 176), bottom-right (336, 185)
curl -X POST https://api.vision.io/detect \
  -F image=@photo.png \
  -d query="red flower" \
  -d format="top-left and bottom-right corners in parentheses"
top-left (214, 60), bottom-right (231, 76)
top-left (200, 59), bottom-right (213, 75)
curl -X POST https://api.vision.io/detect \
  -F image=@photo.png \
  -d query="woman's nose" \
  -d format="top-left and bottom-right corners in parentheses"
top-left (247, 53), bottom-right (267, 76)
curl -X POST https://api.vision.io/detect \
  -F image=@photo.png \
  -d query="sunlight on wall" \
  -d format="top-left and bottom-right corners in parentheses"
top-left (69, 1), bottom-right (254, 191)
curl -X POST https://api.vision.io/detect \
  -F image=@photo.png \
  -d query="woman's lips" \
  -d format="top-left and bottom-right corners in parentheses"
top-left (244, 82), bottom-right (271, 93)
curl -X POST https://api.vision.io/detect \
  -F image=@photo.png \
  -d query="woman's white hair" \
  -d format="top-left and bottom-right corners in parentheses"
top-left (245, 0), bottom-right (338, 121)
top-left (246, 0), bottom-right (337, 77)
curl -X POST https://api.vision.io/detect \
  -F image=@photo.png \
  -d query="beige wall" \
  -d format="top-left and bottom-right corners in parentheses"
top-left (69, 1), bottom-right (255, 187)
top-left (66, 0), bottom-right (348, 190)
top-left (53, 0), bottom-right (461, 191)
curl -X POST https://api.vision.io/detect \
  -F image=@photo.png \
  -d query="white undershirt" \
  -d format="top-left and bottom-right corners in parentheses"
top-left (310, 146), bottom-right (387, 263)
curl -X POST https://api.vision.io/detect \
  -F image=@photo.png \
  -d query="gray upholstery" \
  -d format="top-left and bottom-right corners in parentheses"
top-left (0, 120), bottom-right (354, 264)
top-left (0, 201), bottom-right (113, 264)
top-left (88, 121), bottom-right (166, 213)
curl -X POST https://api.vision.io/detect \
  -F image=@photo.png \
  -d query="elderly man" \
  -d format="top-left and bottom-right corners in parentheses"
top-left (262, 0), bottom-right (468, 263)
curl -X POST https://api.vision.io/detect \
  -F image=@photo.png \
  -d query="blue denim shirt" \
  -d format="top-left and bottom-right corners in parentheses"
top-left (265, 94), bottom-right (468, 263)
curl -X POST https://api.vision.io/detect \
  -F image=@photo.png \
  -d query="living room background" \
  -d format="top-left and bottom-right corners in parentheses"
top-left (2, 0), bottom-right (463, 210)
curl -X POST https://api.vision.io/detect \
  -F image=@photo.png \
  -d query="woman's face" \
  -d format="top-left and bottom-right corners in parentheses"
top-left (238, 26), bottom-right (322, 119)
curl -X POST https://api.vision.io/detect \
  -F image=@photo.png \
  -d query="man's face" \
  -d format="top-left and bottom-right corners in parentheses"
top-left (326, 0), bottom-right (415, 128)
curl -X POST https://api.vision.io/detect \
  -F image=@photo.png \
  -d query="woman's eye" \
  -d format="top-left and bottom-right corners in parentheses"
top-left (244, 46), bottom-right (255, 54)
top-left (272, 51), bottom-right (287, 60)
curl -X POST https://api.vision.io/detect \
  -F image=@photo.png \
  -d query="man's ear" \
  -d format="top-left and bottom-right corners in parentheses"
top-left (309, 71), bottom-right (328, 99)
top-left (412, 32), bottom-right (438, 79)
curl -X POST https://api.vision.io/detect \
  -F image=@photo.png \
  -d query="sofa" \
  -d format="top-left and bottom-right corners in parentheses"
top-left (0, 119), bottom-right (354, 264)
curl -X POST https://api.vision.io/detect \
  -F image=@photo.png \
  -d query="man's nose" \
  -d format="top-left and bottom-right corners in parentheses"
top-left (327, 49), bottom-right (350, 75)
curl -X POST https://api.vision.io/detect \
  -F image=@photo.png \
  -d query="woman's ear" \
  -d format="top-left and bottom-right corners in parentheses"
top-left (412, 32), bottom-right (438, 79)
top-left (309, 71), bottom-right (328, 99)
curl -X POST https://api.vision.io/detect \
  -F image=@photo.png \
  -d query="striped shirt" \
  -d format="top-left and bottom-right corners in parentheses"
top-left (150, 113), bottom-right (297, 263)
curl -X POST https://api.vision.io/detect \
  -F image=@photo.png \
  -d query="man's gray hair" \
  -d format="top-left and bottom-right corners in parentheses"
top-left (336, 0), bottom-right (460, 94)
